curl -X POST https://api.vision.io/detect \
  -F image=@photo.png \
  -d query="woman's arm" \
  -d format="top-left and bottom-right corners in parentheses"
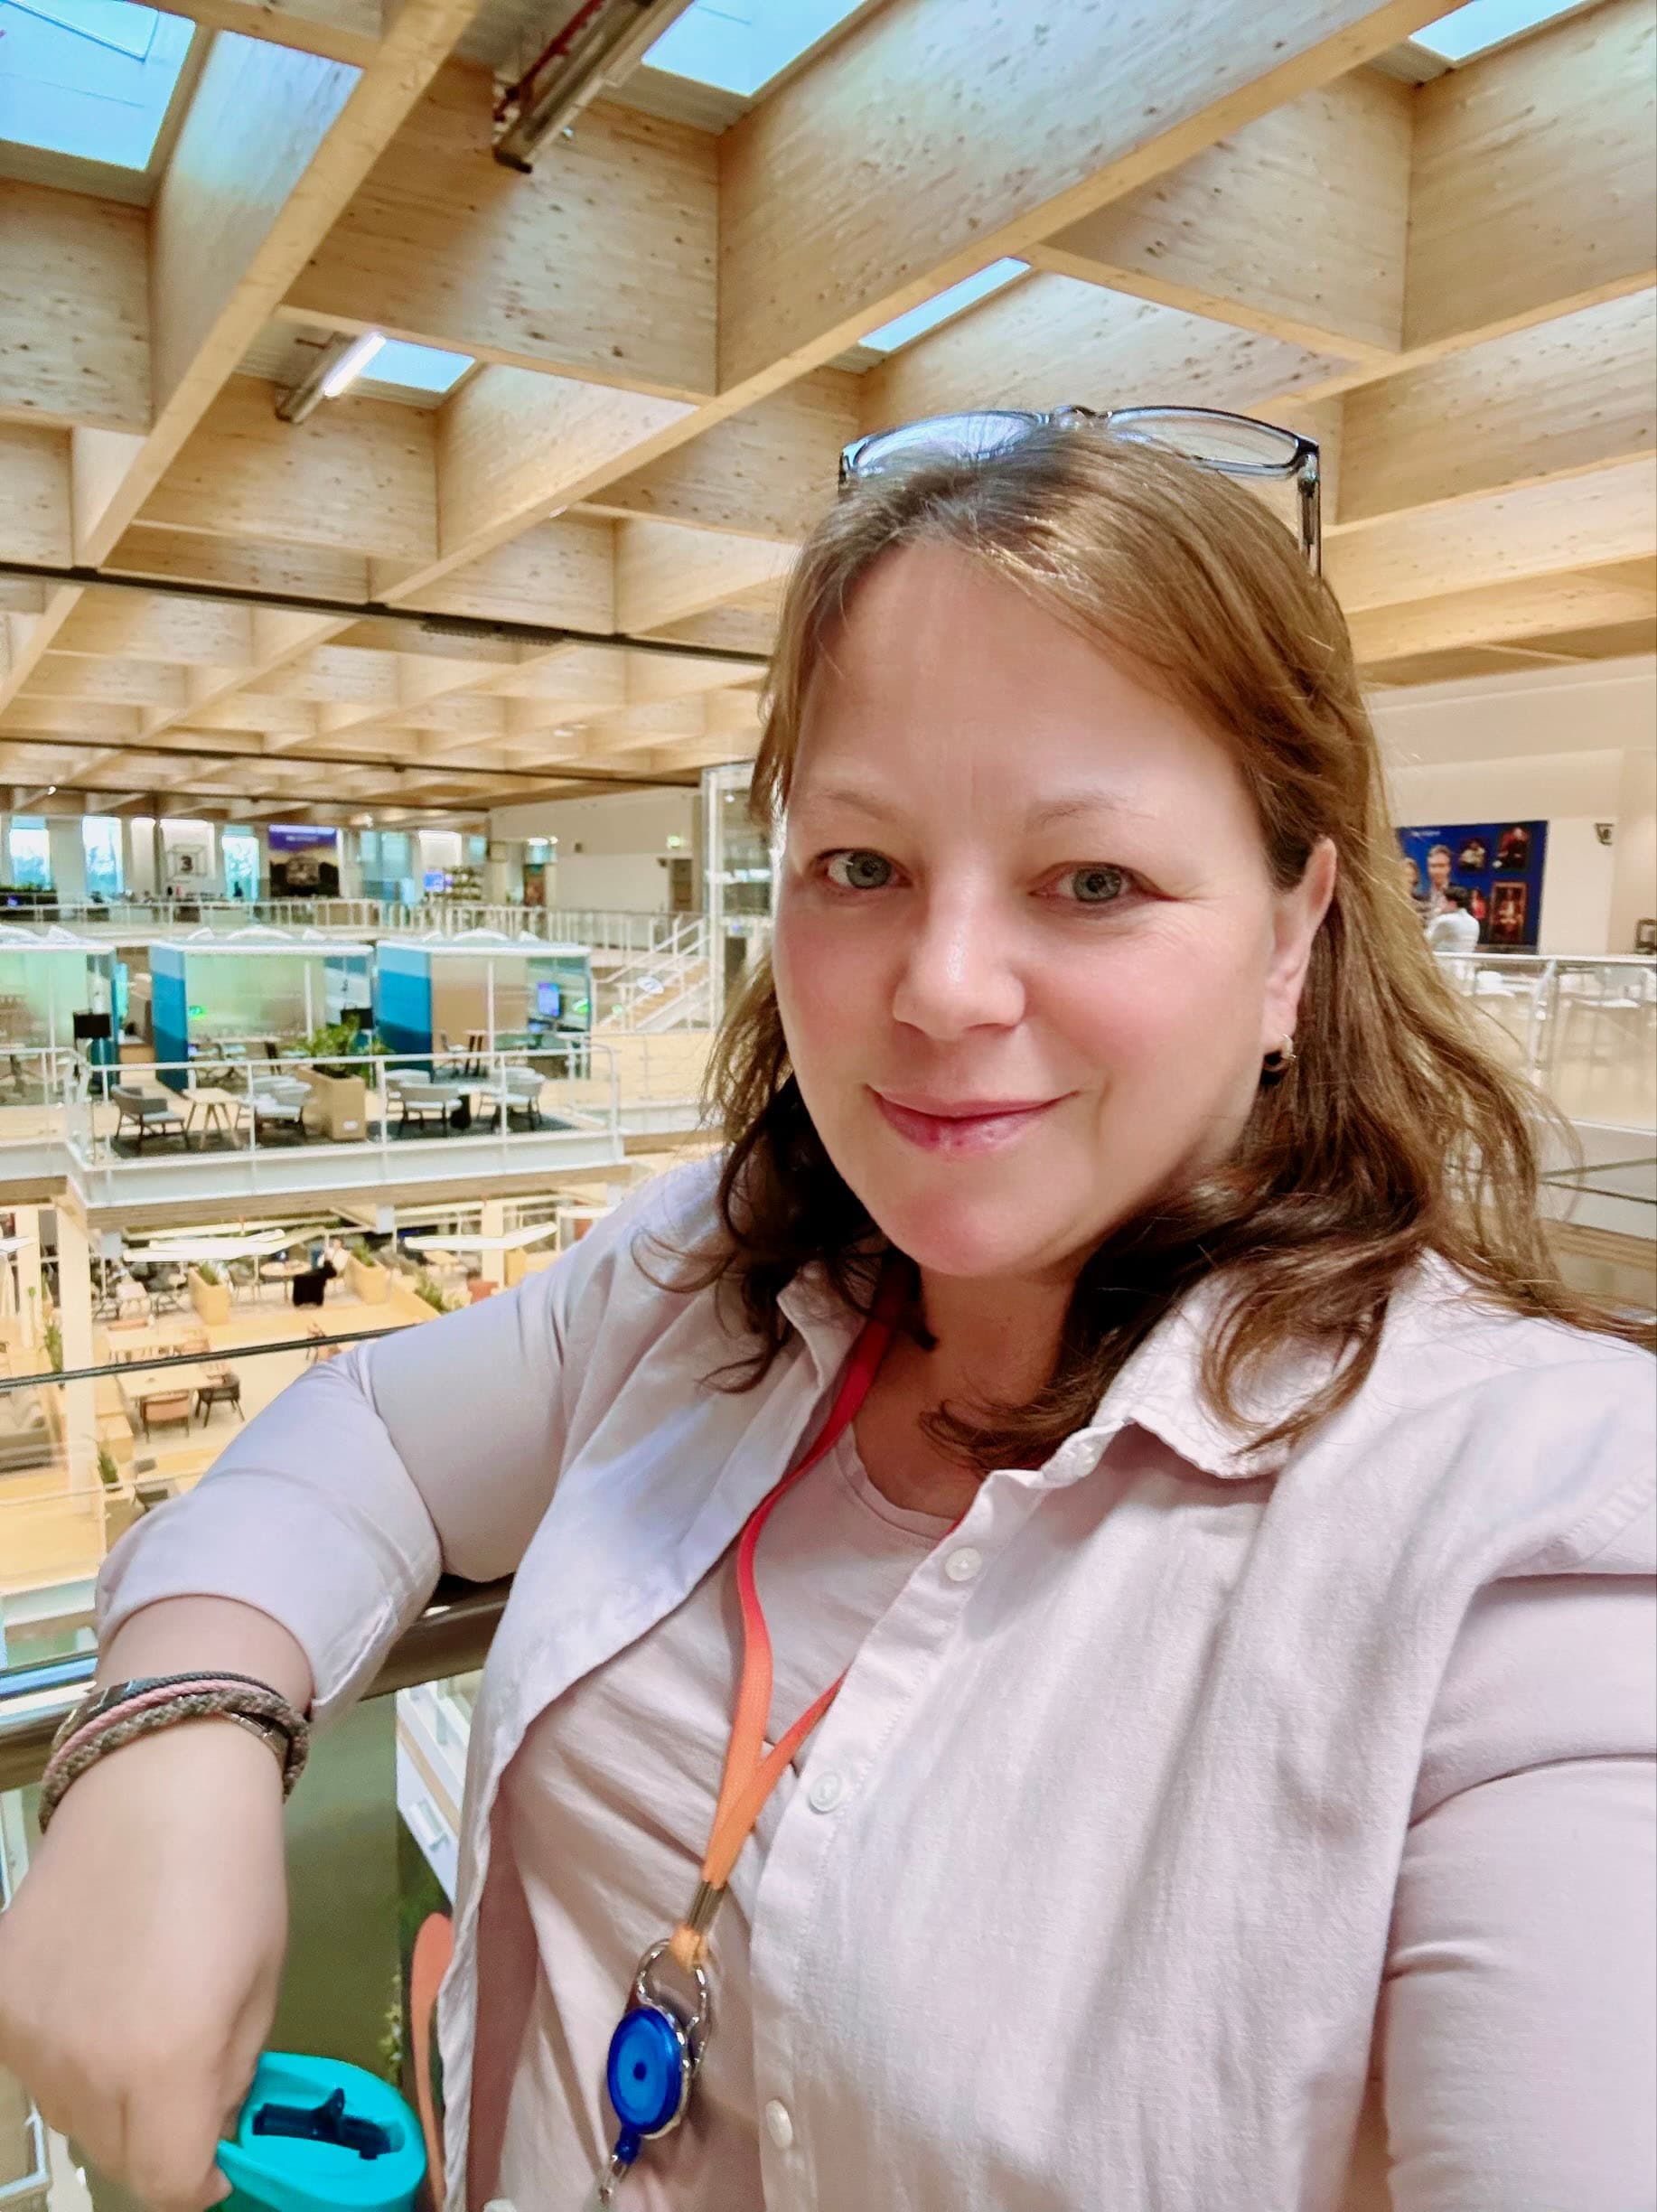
top-left (1381, 1561), bottom-right (1657, 2209)
top-left (96, 1250), bottom-right (591, 1726)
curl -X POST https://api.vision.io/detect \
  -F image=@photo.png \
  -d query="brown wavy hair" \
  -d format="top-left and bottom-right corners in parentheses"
top-left (669, 425), bottom-right (1647, 1467)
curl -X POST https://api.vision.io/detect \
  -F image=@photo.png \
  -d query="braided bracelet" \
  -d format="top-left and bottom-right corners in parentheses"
top-left (39, 1674), bottom-right (311, 1832)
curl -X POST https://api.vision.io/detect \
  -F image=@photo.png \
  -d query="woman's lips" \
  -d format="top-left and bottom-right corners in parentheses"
top-left (871, 1090), bottom-right (1063, 1156)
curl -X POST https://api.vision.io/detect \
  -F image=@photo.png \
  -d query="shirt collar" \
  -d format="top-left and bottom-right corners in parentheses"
top-left (777, 1258), bottom-right (1340, 1486)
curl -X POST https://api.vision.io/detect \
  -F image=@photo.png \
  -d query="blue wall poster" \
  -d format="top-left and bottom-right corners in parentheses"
top-left (1395, 820), bottom-right (1548, 950)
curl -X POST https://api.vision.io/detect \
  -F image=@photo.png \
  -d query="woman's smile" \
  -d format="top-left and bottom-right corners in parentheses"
top-left (870, 1088), bottom-right (1068, 1155)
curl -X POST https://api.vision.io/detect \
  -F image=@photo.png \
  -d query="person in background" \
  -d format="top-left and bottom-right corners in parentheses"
top-left (1421, 842), bottom-right (1456, 919)
top-left (1427, 883), bottom-right (1481, 956)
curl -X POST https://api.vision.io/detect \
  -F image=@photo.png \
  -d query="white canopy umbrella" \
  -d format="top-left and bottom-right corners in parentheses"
top-left (401, 1223), bottom-right (559, 1254)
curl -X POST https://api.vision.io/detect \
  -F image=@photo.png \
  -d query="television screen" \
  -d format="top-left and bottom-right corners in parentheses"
top-left (536, 981), bottom-right (561, 1017)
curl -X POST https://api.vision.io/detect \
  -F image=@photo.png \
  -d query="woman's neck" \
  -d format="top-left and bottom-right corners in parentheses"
top-left (906, 1267), bottom-right (1072, 1408)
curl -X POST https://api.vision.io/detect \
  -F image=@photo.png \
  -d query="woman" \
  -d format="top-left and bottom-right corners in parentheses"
top-left (0, 420), bottom-right (1651, 2212)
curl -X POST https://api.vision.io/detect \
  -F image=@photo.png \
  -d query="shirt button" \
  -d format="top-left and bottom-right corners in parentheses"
top-left (945, 1546), bottom-right (983, 1583)
top-left (807, 1769), bottom-right (844, 1813)
top-left (764, 2097), bottom-right (795, 2149)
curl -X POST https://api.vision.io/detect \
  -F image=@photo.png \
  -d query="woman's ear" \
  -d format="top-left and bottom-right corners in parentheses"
top-left (1261, 838), bottom-right (1336, 1051)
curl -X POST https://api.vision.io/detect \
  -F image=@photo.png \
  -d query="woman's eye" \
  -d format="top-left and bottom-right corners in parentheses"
top-left (1056, 864), bottom-right (1129, 905)
top-left (824, 850), bottom-right (894, 891)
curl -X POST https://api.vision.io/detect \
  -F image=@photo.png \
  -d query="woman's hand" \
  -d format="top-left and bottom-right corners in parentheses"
top-left (0, 1719), bottom-right (290, 2212)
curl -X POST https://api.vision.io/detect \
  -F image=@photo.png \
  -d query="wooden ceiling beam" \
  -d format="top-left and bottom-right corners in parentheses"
top-left (1337, 289), bottom-right (1655, 524)
top-left (138, 377), bottom-right (437, 565)
top-left (283, 74), bottom-right (717, 400)
top-left (1326, 457), bottom-right (1657, 611)
top-left (50, 587), bottom-right (257, 667)
top-left (102, 522), bottom-right (373, 605)
top-left (1404, 0), bottom-right (1656, 357)
top-left (19, 656), bottom-right (189, 710)
top-left (0, 184), bottom-right (151, 435)
top-left (71, 0), bottom-right (487, 573)
top-left (1346, 561), bottom-right (1657, 662)
top-left (403, 515), bottom-right (616, 632)
top-left (860, 276), bottom-right (1342, 436)
top-left (581, 372), bottom-right (858, 545)
top-left (613, 520), bottom-right (794, 635)
top-left (1033, 72), bottom-right (1411, 363)
top-left (716, 0), bottom-right (1444, 392)
top-left (160, 0), bottom-right (383, 70)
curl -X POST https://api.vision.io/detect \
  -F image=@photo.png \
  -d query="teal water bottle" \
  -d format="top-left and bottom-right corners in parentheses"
top-left (216, 2054), bottom-right (427, 2212)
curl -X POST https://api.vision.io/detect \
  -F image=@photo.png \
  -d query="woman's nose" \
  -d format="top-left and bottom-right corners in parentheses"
top-left (890, 891), bottom-right (1025, 1038)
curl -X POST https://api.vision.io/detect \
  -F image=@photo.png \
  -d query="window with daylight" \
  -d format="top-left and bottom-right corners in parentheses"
top-left (0, 0), bottom-right (195, 170)
top-left (645, 0), bottom-right (866, 97)
top-left (1410, 0), bottom-right (1589, 61)
top-left (6, 819), bottom-right (51, 889)
top-left (81, 817), bottom-right (123, 901)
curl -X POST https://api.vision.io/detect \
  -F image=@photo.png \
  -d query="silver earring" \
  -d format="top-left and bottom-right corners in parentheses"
top-left (1260, 1036), bottom-right (1297, 1080)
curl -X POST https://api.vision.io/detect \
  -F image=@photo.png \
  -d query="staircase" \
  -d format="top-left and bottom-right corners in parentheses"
top-left (594, 921), bottom-right (713, 1034)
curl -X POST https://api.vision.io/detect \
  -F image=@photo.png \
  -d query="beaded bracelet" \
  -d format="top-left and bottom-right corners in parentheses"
top-left (39, 1673), bottom-right (311, 1833)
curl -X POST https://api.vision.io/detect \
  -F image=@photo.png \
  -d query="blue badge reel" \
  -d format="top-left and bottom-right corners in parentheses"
top-left (216, 2053), bottom-right (427, 2212)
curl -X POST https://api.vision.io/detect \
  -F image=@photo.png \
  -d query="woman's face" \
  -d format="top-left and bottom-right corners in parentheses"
top-left (772, 544), bottom-right (1334, 1287)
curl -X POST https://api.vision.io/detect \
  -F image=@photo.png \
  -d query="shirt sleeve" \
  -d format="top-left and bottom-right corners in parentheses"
top-left (1381, 1542), bottom-right (1657, 2210)
top-left (96, 1243), bottom-right (589, 1726)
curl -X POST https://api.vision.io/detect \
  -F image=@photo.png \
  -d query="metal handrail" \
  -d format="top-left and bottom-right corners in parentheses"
top-left (0, 1321), bottom-right (407, 1394)
top-left (0, 1574), bottom-right (511, 1794)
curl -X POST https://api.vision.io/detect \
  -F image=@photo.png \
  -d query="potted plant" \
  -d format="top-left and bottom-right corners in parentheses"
top-left (412, 1279), bottom-right (450, 1317)
top-left (346, 1238), bottom-right (389, 1305)
top-left (288, 1022), bottom-right (370, 1143)
top-left (98, 1441), bottom-right (142, 1543)
top-left (188, 1261), bottom-right (232, 1326)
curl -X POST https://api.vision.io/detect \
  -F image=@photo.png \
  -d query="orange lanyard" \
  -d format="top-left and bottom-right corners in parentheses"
top-left (667, 1266), bottom-right (908, 1974)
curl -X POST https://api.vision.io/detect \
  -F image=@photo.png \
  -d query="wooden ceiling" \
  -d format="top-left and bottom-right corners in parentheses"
top-left (0, 0), bottom-right (1652, 828)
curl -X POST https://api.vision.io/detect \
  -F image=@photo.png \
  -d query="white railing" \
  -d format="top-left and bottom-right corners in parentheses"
top-left (24, 897), bottom-right (696, 951)
top-left (1432, 951), bottom-right (1657, 1127)
top-left (61, 1046), bottom-right (613, 1184)
top-left (596, 918), bottom-right (713, 1030)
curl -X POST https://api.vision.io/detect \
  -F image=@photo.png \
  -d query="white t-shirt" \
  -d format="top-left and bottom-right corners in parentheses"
top-left (1427, 905), bottom-right (1481, 953)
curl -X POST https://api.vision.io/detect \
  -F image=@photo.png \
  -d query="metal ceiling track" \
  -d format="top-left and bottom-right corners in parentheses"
top-left (0, 558), bottom-right (771, 670)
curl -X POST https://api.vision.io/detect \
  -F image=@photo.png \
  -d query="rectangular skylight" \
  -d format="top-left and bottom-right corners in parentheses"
top-left (0, 0), bottom-right (193, 169)
top-left (358, 338), bottom-right (475, 396)
top-left (1410, 0), bottom-right (1587, 61)
top-left (859, 260), bottom-right (1030, 355)
top-left (645, 0), bottom-right (866, 98)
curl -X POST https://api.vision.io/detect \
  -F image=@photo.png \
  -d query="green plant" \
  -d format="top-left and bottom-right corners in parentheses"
top-left (44, 1319), bottom-right (61, 1373)
top-left (347, 1237), bottom-right (377, 1265)
top-left (413, 1279), bottom-right (448, 1314)
top-left (194, 1261), bottom-right (225, 1286)
top-left (97, 1444), bottom-right (120, 1488)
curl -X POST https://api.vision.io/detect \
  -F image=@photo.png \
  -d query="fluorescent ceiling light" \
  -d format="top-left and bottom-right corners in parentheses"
top-left (320, 331), bottom-right (387, 398)
top-left (358, 338), bottom-right (474, 395)
top-left (0, 0), bottom-right (193, 169)
top-left (1410, 0), bottom-right (1586, 61)
top-left (859, 260), bottom-right (1030, 354)
top-left (645, 0), bottom-right (865, 98)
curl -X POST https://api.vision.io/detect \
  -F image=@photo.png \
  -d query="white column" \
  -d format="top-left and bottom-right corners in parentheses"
top-left (13, 1204), bottom-right (42, 1346)
top-left (48, 818), bottom-right (88, 904)
top-left (54, 1200), bottom-right (97, 1493)
top-left (479, 1201), bottom-right (507, 1288)
top-left (1607, 745), bottom-right (1657, 955)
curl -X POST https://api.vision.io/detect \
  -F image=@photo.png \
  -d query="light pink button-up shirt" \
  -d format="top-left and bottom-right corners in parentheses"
top-left (96, 1158), bottom-right (1656, 2211)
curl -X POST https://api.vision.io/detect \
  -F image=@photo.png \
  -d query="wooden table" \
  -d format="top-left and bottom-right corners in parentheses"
top-left (259, 1259), bottom-right (307, 1300)
top-left (184, 1087), bottom-right (248, 1148)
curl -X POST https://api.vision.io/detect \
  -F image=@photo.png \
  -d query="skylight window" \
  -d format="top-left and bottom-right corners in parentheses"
top-left (859, 260), bottom-right (1030, 354)
top-left (358, 339), bottom-right (475, 396)
top-left (1410, 0), bottom-right (1587, 61)
top-left (0, 0), bottom-right (193, 169)
top-left (645, 0), bottom-right (866, 98)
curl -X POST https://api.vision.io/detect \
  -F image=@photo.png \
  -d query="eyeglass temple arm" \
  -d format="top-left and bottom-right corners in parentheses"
top-left (1297, 450), bottom-right (1322, 577)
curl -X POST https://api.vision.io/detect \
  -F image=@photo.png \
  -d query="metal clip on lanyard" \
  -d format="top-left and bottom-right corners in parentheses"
top-left (594, 1270), bottom-right (908, 2202)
